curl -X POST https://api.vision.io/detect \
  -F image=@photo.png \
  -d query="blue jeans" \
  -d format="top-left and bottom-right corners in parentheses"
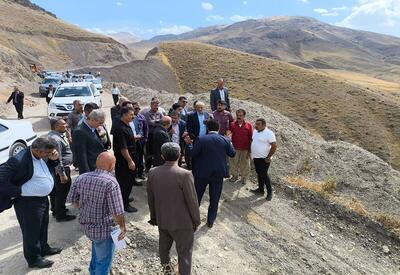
top-left (89, 237), bottom-right (115, 275)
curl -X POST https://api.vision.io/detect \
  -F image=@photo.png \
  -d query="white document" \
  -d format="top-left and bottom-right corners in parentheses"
top-left (111, 228), bottom-right (126, 251)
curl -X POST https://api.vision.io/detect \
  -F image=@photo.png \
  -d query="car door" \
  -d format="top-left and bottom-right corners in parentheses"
top-left (0, 123), bottom-right (11, 165)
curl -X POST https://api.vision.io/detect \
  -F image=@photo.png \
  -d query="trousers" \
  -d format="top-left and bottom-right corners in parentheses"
top-left (115, 157), bottom-right (136, 208)
top-left (194, 176), bottom-right (224, 224)
top-left (135, 141), bottom-right (145, 177)
top-left (229, 149), bottom-right (250, 180)
top-left (89, 237), bottom-right (115, 275)
top-left (14, 103), bottom-right (23, 119)
top-left (14, 196), bottom-right (51, 264)
top-left (253, 158), bottom-right (272, 196)
top-left (50, 167), bottom-right (72, 218)
top-left (159, 228), bottom-right (194, 275)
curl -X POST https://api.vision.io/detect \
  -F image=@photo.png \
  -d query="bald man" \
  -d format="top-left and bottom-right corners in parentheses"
top-left (152, 116), bottom-right (172, 167)
top-left (67, 152), bottom-right (126, 275)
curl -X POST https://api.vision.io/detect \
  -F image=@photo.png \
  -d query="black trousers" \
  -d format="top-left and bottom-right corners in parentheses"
top-left (145, 133), bottom-right (154, 172)
top-left (14, 103), bottom-right (23, 119)
top-left (195, 176), bottom-right (224, 224)
top-left (14, 196), bottom-right (51, 264)
top-left (135, 141), bottom-right (145, 177)
top-left (115, 157), bottom-right (136, 208)
top-left (253, 158), bottom-right (272, 196)
top-left (112, 94), bottom-right (119, 105)
top-left (50, 167), bottom-right (72, 218)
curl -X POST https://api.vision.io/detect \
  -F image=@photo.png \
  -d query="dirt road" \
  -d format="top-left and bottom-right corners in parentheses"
top-left (0, 89), bottom-right (399, 275)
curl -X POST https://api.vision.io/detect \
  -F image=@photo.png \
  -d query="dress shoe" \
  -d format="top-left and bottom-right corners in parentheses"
top-left (56, 215), bottom-right (76, 222)
top-left (207, 222), bottom-right (214, 228)
top-left (250, 188), bottom-right (265, 196)
top-left (137, 175), bottom-right (146, 181)
top-left (125, 205), bottom-right (138, 213)
top-left (266, 193), bottom-right (273, 201)
top-left (133, 181), bottom-right (143, 186)
top-left (41, 247), bottom-right (62, 256)
top-left (129, 197), bottom-right (134, 202)
top-left (28, 258), bottom-right (54, 268)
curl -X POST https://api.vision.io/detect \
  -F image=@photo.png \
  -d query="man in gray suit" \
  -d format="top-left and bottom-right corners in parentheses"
top-left (210, 78), bottom-right (230, 111)
top-left (147, 142), bottom-right (200, 275)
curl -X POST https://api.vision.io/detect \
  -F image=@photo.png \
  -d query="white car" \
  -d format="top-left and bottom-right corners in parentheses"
top-left (0, 119), bottom-right (37, 165)
top-left (78, 74), bottom-right (103, 92)
top-left (48, 82), bottom-right (102, 119)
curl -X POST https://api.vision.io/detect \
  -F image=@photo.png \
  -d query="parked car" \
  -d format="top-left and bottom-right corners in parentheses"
top-left (39, 77), bottom-right (62, 97)
top-left (47, 82), bottom-right (102, 119)
top-left (0, 119), bottom-right (37, 165)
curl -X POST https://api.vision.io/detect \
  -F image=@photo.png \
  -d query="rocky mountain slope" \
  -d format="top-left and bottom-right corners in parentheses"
top-left (133, 16), bottom-right (400, 82)
top-left (144, 41), bottom-right (400, 170)
top-left (9, 85), bottom-right (397, 275)
top-left (0, 0), bottom-right (132, 83)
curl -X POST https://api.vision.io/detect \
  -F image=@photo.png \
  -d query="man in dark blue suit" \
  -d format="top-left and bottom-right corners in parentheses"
top-left (185, 101), bottom-right (212, 169)
top-left (185, 119), bottom-right (235, 228)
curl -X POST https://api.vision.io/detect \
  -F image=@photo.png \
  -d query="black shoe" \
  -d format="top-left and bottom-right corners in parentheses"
top-left (129, 197), bottom-right (134, 202)
top-left (250, 188), bottom-right (265, 196)
top-left (266, 194), bottom-right (273, 201)
top-left (29, 258), bottom-right (54, 268)
top-left (207, 222), bottom-right (214, 228)
top-left (137, 175), bottom-right (146, 181)
top-left (41, 246), bottom-right (62, 256)
top-left (56, 215), bottom-right (76, 222)
top-left (133, 181), bottom-right (143, 186)
top-left (125, 205), bottom-right (138, 213)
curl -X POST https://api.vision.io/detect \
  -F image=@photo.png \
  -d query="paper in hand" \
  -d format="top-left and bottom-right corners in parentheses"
top-left (111, 228), bottom-right (126, 251)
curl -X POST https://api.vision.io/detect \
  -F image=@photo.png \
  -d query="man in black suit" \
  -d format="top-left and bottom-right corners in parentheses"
top-left (185, 119), bottom-right (235, 228)
top-left (6, 86), bottom-right (24, 119)
top-left (210, 78), bottom-right (230, 112)
top-left (0, 137), bottom-right (62, 268)
top-left (153, 116), bottom-right (172, 167)
top-left (72, 109), bottom-right (107, 174)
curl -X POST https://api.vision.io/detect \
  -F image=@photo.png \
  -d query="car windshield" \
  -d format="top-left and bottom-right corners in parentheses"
top-left (43, 78), bottom-right (60, 84)
top-left (54, 86), bottom-right (92, 97)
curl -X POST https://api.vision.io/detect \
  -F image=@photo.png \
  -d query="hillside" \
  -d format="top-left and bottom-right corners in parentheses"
top-left (134, 16), bottom-right (400, 82)
top-left (0, 0), bottom-right (132, 84)
top-left (148, 41), bottom-right (400, 170)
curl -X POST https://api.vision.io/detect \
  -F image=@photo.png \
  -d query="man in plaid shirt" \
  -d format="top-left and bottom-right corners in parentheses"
top-left (67, 152), bottom-right (126, 275)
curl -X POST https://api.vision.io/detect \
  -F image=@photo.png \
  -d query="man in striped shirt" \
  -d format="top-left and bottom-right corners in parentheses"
top-left (67, 152), bottom-right (126, 275)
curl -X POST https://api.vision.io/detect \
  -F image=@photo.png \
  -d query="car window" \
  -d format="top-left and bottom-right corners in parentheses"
top-left (54, 86), bottom-right (91, 97)
top-left (0, 124), bottom-right (8, 133)
top-left (43, 78), bottom-right (60, 84)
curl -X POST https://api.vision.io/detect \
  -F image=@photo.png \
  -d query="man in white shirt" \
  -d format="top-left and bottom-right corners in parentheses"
top-left (111, 83), bottom-right (121, 106)
top-left (250, 118), bottom-right (277, 201)
top-left (0, 137), bottom-right (63, 268)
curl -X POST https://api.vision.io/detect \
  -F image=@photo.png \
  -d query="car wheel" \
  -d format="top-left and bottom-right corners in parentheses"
top-left (9, 142), bottom-right (27, 157)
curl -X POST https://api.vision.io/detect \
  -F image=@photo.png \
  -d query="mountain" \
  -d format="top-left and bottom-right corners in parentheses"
top-left (133, 16), bottom-right (400, 82)
top-left (147, 41), bottom-right (400, 170)
top-left (108, 32), bottom-right (140, 45)
top-left (0, 0), bottom-right (132, 84)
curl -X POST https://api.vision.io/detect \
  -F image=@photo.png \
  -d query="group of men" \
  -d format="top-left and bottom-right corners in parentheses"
top-left (0, 78), bottom-right (277, 275)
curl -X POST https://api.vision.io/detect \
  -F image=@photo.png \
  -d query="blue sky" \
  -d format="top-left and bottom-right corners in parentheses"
top-left (31, 0), bottom-right (400, 39)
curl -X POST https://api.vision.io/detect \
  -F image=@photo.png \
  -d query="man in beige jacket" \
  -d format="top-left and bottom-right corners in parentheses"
top-left (147, 142), bottom-right (200, 275)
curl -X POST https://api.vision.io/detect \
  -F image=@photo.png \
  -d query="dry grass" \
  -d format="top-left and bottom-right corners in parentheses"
top-left (284, 176), bottom-right (337, 195)
top-left (284, 176), bottom-right (400, 235)
top-left (153, 41), bottom-right (400, 170)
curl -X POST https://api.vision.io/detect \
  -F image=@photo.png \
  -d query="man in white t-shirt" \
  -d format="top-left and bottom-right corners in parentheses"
top-left (250, 118), bottom-right (277, 201)
top-left (111, 83), bottom-right (121, 106)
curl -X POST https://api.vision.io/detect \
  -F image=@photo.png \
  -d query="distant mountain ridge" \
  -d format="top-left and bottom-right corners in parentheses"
top-left (14, 0), bottom-right (56, 18)
top-left (133, 16), bottom-right (400, 82)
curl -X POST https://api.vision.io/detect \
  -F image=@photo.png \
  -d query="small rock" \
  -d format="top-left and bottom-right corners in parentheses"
top-left (309, 231), bottom-right (316, 237)
top-left (382, 245), bottom-right (390, 254)
top-left (224, 246), bottom-right (229, 251)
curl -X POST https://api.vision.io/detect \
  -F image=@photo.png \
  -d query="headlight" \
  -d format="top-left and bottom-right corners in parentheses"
top-left (49, 102), bottom-right (57, 109)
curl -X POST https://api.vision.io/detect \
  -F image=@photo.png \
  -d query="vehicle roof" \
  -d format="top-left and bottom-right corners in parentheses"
top-left (58, 82), bottom-right (93, 88)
